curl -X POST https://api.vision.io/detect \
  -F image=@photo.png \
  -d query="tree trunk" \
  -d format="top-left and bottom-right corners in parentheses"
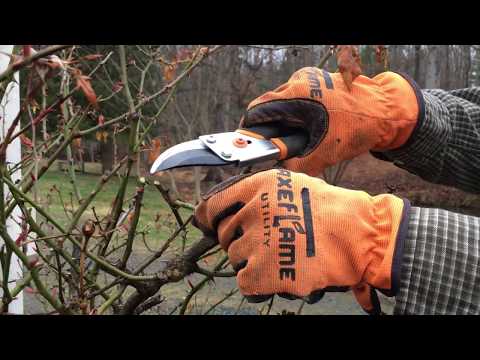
top-left (441, 46), bottom-right (450, 89)
top-left (303, 46), bottom-right (313, 67)
top-left (78, 148), bottom-right (85, 173)
top-left (463, 45), bottom-right (472, 87)
top-left (100, 136), bottom-right (114, 173)
top-left (136, 152), bottom-right (141, 177)
top-left (193, 166), bottom-right (202, 204)
top-left (414, 45), bottom-right (421, 85)
top-left (425, 45), bottom-right (442, 89)
top-left (166, 170), bottom-right (179, 198)
top-left (89, 142), bottom-right (96, 162)
top-left (390, 45), bottom-right (399, 71)
top-left (203, 167), bottom-right (223, 184)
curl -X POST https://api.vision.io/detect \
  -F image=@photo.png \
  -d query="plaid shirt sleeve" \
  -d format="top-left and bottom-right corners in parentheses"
top-left (369, 76), bottom-right (480, 314)
top-left (394, 207), bottom-right (480, 314)
top-left (371, 75), bottom-right (480, 194)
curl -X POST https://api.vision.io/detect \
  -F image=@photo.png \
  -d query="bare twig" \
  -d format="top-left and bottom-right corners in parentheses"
top-left (78, 46), bottom-right (225, 138)
top-left (193, 265), bottom-right (236, 278)
top-left (119, 178), bottom-right (145, 269)
top-left (133, 215), bottom-right (193, 274)
top-left (133, 294), bottom-right (165, 315)
top-left (179, 255), bottom-right (228, 315)
top-left (153, 181), bottom-right (184, 227)
top-left (203, 288), bottom-right (239, 315)
top-left (318, 45), bottom-right (337, 69)
top-left (119, 235), bottom-right (218, 315)
top-left (296, 299), bottom-right (306, 315)
top-left (0, 45), bottom-right (72, 83)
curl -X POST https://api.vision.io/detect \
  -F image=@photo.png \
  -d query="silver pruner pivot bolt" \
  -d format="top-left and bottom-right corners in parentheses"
top-left (221, 151), bottom-right (232, 159)
top-left (206, 135), bottom-right (216, 144)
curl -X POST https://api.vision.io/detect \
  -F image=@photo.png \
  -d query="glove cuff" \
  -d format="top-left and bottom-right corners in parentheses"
top-left (389, 198), bottom-right (411, 295)
top-left (372, 71), bottom-right (421, 150)
top-left (366, 196), bottom-right (411, 295)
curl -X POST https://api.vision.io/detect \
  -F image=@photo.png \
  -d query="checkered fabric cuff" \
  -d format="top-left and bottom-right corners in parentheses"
top-left (371, 77), bottom-right (480, 194)
top-left (394, 206), bottom-right (480, 314)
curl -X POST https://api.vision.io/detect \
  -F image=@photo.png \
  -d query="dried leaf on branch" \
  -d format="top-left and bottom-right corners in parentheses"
top-left (163, 64), bottom-right (177, 82)
top-left (199, 47), bottom-right (209, 56)
top-left (375, 45), bottom-right (389, 70)
top-left (336, 45), bottom-right (362, 91)
top-left (72, 69), bottom-right (99, 109)
top-left (95, 130), bottom-right (109, 143)
top-left (81, 54), bottom-right (104, 61)
top-left (20, 134), bottom-right (33, 148)
top-left (112, 80), bottom-right (124, 93)
top-left (15, 220), bottom-right (29, 246)
top-left (22, 45), bottom-right (32, 57)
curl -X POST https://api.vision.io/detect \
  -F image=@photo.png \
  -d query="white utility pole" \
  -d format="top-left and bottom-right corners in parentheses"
top-left (0, 45), bottom-right (23, 314)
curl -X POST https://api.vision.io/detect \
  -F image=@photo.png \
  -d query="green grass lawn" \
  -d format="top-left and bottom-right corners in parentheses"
top-left (34, 168), bottom-right (202, 252)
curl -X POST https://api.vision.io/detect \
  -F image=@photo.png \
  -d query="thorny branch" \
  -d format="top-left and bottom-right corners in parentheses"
top-left (0, 44), bottom-right (258, 316)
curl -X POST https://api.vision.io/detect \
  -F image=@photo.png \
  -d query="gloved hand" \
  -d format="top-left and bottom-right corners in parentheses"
top-left (238, 67), bottom-right (420, 176)
top-left (193, 168), bottom-right (411, 314)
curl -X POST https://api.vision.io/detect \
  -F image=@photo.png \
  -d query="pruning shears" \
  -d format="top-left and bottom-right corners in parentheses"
top-left (150, 124), bottom-right (309, 174)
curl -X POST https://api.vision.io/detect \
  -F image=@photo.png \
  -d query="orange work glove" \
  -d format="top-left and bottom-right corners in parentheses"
top-left (193, 168), bottom-right (411, 314)
top-left (239, 67), bottom-right (420, 176)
